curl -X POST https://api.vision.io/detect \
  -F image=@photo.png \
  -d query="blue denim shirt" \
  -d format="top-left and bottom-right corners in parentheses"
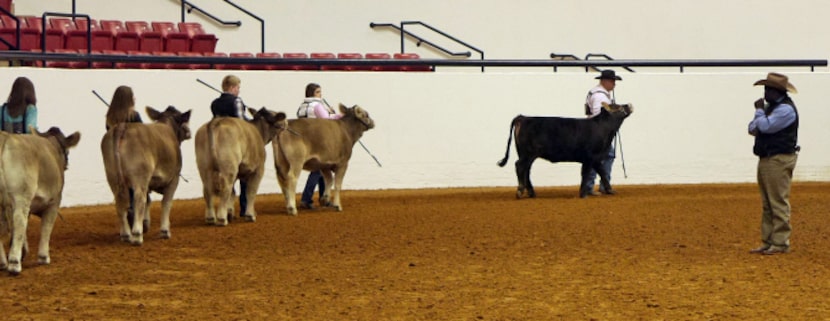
top-left (748, 103), bottom-right (796, 136)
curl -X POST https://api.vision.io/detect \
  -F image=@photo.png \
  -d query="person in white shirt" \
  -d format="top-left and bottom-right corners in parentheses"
top-left (582, 69), bottom-right (621, 196)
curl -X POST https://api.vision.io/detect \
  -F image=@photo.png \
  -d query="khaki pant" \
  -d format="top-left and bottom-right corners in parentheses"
top-left (757, 153), bottom-right (798, 248)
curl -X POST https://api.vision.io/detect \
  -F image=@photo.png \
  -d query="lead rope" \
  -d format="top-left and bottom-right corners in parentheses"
top-left (611, 90), bottom-right (628, 179)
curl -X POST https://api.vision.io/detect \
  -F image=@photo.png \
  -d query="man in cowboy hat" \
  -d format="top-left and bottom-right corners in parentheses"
top-left (582, 69), bottom-right (623, 196)
top-left (748, 72), bottom-right (800, 255)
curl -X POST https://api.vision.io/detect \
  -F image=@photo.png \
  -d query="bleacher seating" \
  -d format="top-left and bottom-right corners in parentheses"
top-left (22, 16), bottom-right (62, 50)
top-left (282, 52), bottom-right (316, 70)
top-left (329, 53), bottom-right (365, 71)
top-left (177, 22), bottom-right (217, 53)
top-left (101, 20), bottom-right (139, 51)
top-left (125, 20), bottom-right (163, 52)
top-left (255, 52), bottom-right (281, 70)
top-left (0, 15), bottom-right (39, 50)
top-left (365, 52), bottom-right (394, 71)
top-left (65, 18), bottom-right (116, 52)
top-left (394, 53), bottom-right (432, 71)
top-left (151, 21), bottom-right (189, 53)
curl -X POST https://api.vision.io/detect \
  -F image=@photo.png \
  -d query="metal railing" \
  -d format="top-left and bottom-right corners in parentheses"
top-left (40, 12), bottom-right (91, 55)
top-left (222, 0), bottom-right (265, 53)
top-left (0, 51), bottom-right (824, 72)
top-left (180, 0), bottom-right (241, 27)
top-left (370, 21), bottom-right (485, 72)
top-left (0, 6), bottom-right (19, 50)
top-left (584, 53), bottom-right (635, 73)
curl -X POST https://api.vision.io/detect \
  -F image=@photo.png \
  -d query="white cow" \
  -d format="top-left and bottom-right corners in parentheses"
top-left (0, 127), bottom-right (81, 276)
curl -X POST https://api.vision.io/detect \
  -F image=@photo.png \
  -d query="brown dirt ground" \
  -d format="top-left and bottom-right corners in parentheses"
top-left (1, 183), bottom-right (829, 320)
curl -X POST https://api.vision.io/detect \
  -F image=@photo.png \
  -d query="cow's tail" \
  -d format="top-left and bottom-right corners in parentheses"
top-left (207, 119), bottom-right (220, 172)
top-left (497, 115), bottom-right (522, 167)
top-left (112, 123), bottom-right (131, 195)
top-left (0, 134), bottom-right (11, 238)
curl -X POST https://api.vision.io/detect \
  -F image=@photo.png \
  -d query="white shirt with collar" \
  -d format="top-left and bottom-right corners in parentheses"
top-left (586, 84), bottom-right (613, 118)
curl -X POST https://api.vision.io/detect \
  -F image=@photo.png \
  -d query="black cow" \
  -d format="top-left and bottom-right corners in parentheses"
top-left (497, 103), bottom-right (633, 198)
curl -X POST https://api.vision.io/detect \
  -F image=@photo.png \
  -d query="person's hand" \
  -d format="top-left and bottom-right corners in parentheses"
top-left (754, 98), bottom-right (765, 110)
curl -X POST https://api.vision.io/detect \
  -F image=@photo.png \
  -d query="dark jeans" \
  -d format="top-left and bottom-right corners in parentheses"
top-left (239, 181), bottom-right (248, 216)
top-left (301, 171), bottom-right (325, 205)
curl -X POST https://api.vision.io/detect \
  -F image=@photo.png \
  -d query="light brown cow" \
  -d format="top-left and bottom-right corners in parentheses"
top-left (101, 106), bottom-right (191, 245)
top-left (195, 108), bottom-right (287, 226)
top-left (273, 103), bottom-right (375, 215)
top-left (0, 127), bottom-right (81, 276)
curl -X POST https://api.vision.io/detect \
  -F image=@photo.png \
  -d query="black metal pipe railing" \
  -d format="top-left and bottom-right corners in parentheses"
top-left (370, 21), bottom-right (485, 72)
top-left (181, 0), bottom-right (241, 26)
top-left (0, 7), bottom-right (20, 50)
top-left (222, 0), bottom-right (264, 53)
top-left (41, 12), bottom-right (91, 58)
top-left (0, 51), bottom-right (824, 72)
top-left (550, 53), bottom-right (601, 72)
top-left (585, 53), bottom-right (635, 73)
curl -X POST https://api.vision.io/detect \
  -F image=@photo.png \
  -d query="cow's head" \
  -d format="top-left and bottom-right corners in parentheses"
top-left (249, 107), bottom-right (288, 143)
top-left (601, 102), bottom-right (633, 118)
top-left (146, 106), bottom-right (193, 142)
top-left (339, 103), bottom-right (375, 130)
top-left (34, 126), bottom-right (81, 169)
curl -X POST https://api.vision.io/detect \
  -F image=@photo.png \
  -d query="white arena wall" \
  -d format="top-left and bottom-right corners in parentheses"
top-left (5, 1), bottom-right (829, 207)
top-left (0, 69), bottom-right (827, 207)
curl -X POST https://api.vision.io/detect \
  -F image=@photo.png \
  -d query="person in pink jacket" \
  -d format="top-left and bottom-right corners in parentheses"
top-left (296, 83), bottom-right (341, 209)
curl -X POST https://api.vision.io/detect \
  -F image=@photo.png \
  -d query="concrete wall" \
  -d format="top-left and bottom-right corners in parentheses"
top-left (4, 1), bottom-right (829, 207)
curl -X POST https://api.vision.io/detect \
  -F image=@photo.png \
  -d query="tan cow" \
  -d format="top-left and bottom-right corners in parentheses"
top-left (195, 108), bottom-right (287, 226)
top-left (101, 106), bottom-right (191, 245)
top-left (273, 103), bottom-right (375, 215)
top-left (0, 127), bottom-right (81, 276)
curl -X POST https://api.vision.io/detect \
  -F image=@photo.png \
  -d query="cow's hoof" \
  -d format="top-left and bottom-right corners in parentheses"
top-left (120, 234), bottom-right (130, 242)
top-left (130, 234), bottom-right (144, 246)
top-left (243, 215), bottom-right (256, 222)
top-left (205, 217), bottom-right (215, 225)
top-left (160, 230), bottom-right (171, 239)
top-left (334, 205), bottom-right (343, 212)
top-left (38, 255), bottom-right (50, 265)
top-left (287, 207), bottom-right (298, 216)
top-left (215, 219), bottom-right (228, 227)
top-left (8, 260), bottom-right (21, 276)
top-left (515, 190), bottom-right (522, 199)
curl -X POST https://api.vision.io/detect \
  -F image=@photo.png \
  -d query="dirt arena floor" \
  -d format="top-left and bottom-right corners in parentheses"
top-left (1, 183), bottom-right (829, 320)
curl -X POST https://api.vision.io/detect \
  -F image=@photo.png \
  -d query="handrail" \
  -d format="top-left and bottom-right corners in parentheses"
top-left (181, 0), bottom-right (241, 26)
top-left (585, 53), bottom-right (635, 73)
top-left (0, 7), bottom-right (20, 50)
top-left (222, 0), bottom-right (265, 53)
top-left (41, 12), bottom-right (91, 58)
top-left (370, 21), bottom-right (485, 72)
top-left (0, 51), bottom-right (824, 72)
top-left (550, 53), bottom-right (600, 72)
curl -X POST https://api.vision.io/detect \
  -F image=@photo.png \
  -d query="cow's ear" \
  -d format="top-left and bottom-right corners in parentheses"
top-left (180, 110), bottom-right (192, 123)
top-left (65, 132), bottom-right (81, 148)
top-left (146, 106), bottom-right (161, 120)
top-left (249, 107), bottom-right (259, 117)
top-left (275, 111), bottom-right (287, 121)
top-left (339, 103), bottom-right (348, 114)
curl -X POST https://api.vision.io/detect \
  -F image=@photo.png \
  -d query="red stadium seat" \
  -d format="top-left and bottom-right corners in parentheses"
top-left (203, 52), bottom-right (227, 69)
top-left (226, 52), bottom-right (254, 70)
top-left (147, 51), bottom-right (175, 69)
top-left (0, 15), bottom-right (40, 50)
top-left (394, 53), bottom-right (432, 72)
top-left (119, 50), bottom-right (151, 69)
top-left (66, 19), bottom-right (114, 51)
top-left (46, 48), bottom-right (78, 68)
top-left (177, 22), bottom-right (217, 53)
top-left (255, 52), bottom-right (281, 70)
top-left (151, 21), bottom-right (189, 53)
top-left (0, 0), bottom-right (11, 12)
top-left (94, 49), bottom-right (126, 68)
top-left (282, 52), bottom-right (316, 70)
top-left (365, 52), bottom-right (393, 71)
top-left (101, 20), bottom-right (139, 52)
top-left (329, 52), bottom-right (365, 71)
top-left (176, 51), bottom-right (208, 69)
top-left (311, 52), bottom-right (336, 71)
top-left (24, 16), bottom-right (62, 50)
top-left (125, 21), bottom-right (163, 52)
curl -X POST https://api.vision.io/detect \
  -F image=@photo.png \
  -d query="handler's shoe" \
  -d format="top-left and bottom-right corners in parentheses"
top-left (749, 245), bottom-right (770, 254)
top-left (299, 202), bottom-right (315, 210)
top-left (762, 246), bottom-right (790, 255)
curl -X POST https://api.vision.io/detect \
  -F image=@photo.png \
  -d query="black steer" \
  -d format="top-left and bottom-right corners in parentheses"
top-left (497, 103), bottom-right (633, 198)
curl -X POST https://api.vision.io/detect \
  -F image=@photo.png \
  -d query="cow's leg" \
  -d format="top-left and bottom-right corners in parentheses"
top-left (203, 175), bottom-right (216, 225)
top-left (8, 197), bottom-right (31, 275)
top-left (215, 171), bottom-right (235, 226)
top-left (284, 166), bottom-right (302, 216)
top-left (515, 157), bottom-right (536, 198)
top-left (158, 178), bottom-right (179, 238)
top-left (36, 205), bottom-right (59, 266)
top-left (0, 239), bottom-right (6, 270)
top-left (319, 169), bottom-right (334, 207)
top-left (115, 188), bottom-right (131, 242)
top-left (142, 193), bottom-right (151, 233)
top-left (595, 160), bottom-right (616, 195)
top-left (130, 186), bottom-right (148, 245)
top-left (331, 165), bottom-right (348, 212)
top-left (580, 161), bottom-right (602, 198)
top-left (243, 168), bottom-right (265, 222)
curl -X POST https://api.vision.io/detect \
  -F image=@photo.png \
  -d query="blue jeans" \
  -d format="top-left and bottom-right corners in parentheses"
top-left (301, 171), bottom-right (325, 205)
top-left (585, 143), bottom-right (616, 192)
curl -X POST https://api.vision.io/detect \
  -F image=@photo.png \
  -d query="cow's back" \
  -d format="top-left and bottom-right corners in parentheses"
top-left (517, 117), bottom-right (593, 163)
top-left (195, 118), bottom-right (266, 174)
top-left (101, 122), bottom-right (182, 191)
top-left (278, 118), bottom-right (354, 167)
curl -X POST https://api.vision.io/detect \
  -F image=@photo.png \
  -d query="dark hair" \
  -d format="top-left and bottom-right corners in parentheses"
top-left (106, 86), bottom-right (135, 128)
top-left (305, 83), bottom-right (320, 98)
top-left (6, 77), bottom-right (37, 117)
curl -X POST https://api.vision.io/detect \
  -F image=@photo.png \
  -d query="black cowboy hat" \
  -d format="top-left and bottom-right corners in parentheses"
top-left (595, 69), bottom-right (622, 81)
